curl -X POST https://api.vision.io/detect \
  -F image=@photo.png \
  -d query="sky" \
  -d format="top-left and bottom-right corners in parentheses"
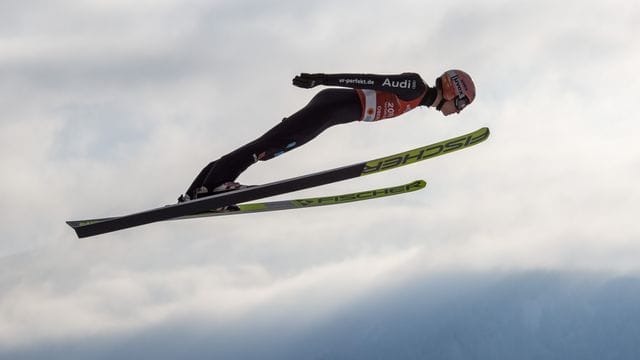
top-left (1, 0), bottom-right (639, 358)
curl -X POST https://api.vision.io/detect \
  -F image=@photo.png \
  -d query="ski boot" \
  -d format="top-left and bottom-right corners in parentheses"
top-left (177, 182), bottom-right (250, 212)
top-left (210, 182), bottom-right (252, 212)
top-left (177, 186), bottom-right (209, 203)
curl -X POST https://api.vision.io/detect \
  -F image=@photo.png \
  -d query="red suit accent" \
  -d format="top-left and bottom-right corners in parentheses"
top-left (356, 89), bottom-right (427, 122)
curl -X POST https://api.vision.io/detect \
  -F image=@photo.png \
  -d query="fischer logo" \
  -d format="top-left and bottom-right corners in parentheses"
top-left (339, 78), bottom-right (374, 86)
top-left (294, 181), bottom-right (424, 206)
top-left (382, 78), bottom-right (416, 89)
top-left (362, 129), bottom-right (490, 175)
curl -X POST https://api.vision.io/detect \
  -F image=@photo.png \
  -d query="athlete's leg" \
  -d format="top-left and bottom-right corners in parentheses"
top-left (185, 89), bottom-right (361, 198)
top-left (256, 88), bottom-right (362, 160)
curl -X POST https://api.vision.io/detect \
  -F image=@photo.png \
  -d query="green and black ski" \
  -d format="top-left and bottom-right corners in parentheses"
top-left (67, 180), bottom-right (426, 226)
top-left (67, 127), bottom-right (489, 238)
top-left (177, 179), bottom-right (425, 219)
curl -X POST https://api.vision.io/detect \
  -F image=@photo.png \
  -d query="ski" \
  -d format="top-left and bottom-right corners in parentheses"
top-left (67, 127), bottom-right (489, 238)
top-left (67, 180), bottom-right (427, 227)
top-left (177, 179), bottom-right (426, 219)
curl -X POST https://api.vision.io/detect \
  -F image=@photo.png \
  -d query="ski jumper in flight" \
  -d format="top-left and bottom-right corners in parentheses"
top-left (178, 70), bottom-right (476, 204)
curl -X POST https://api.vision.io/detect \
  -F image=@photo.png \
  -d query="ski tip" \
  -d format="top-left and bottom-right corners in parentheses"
top-left (414, 179), bottom-right (427, 189)
top-left (472, 127), bottom-right (490, 142)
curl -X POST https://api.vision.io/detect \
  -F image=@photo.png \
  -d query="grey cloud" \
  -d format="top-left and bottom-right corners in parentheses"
top-left (3, 271), bottom-right (640, 360)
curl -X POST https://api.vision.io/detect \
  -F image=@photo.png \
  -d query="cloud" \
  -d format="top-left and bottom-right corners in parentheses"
top-left (0, 245), bottom-right (420, 350)
top-left (2, 266), bottom-right (640, 359)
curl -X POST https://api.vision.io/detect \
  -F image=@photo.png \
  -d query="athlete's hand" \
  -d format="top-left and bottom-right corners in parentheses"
top-left (292, 73), bottom-right (325, 88)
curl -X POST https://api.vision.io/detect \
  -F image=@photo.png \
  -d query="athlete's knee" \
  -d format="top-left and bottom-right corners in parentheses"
top-left (255, 140), bottom-right (299, 161)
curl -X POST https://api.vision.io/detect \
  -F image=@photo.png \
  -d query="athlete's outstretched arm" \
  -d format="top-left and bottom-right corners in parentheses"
top-left (293, 72), bottom-right (427, 100)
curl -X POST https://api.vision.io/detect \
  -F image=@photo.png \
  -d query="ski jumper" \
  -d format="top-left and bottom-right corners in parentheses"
top-left (185, 72), bottom-right (438, 198)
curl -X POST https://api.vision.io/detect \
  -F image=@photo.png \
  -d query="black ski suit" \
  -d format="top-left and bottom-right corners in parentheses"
top-left (184, 72), bottom-right (438, 198)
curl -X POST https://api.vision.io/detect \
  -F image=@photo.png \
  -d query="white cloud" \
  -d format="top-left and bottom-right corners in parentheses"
top-left (0, 245), bottom-right (419, 349)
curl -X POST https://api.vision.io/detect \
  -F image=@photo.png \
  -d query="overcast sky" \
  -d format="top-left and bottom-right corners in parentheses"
top-left (1, 0), bottom-right (639, 358)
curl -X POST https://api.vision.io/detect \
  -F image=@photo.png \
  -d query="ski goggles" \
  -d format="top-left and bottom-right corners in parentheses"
top-left (454, 95), bottom-right (470, 112)
top-left (436, 95), bottom-right (470, 113)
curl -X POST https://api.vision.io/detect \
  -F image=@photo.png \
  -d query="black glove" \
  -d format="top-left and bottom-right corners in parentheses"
top-left (292, 73), bottom-right (325, 88)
